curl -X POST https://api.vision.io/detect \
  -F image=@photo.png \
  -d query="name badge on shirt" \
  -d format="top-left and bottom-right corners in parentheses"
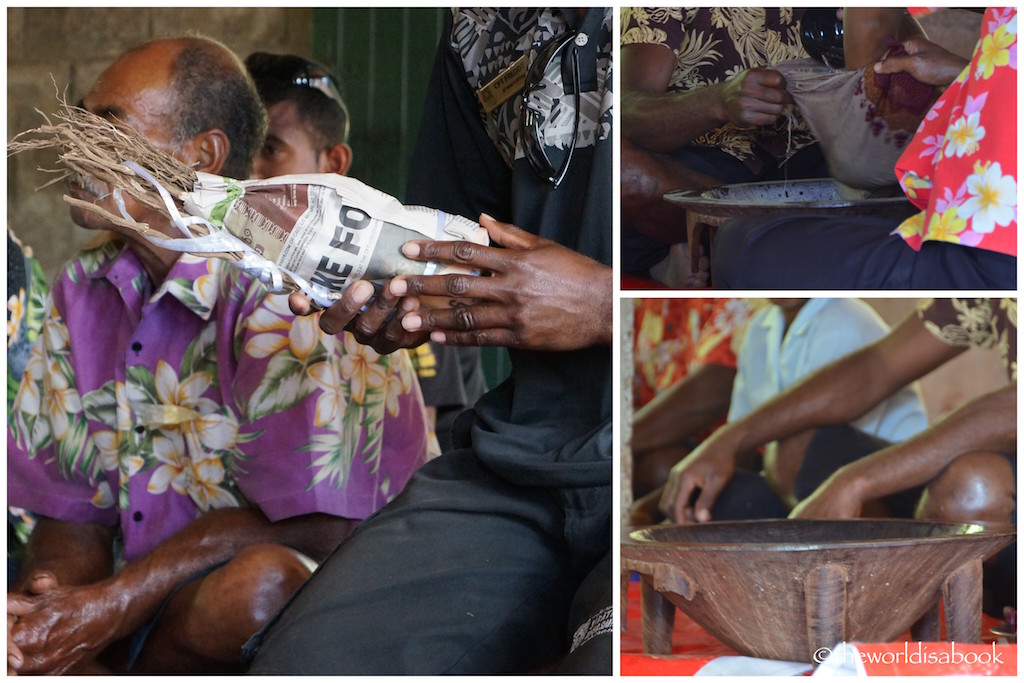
top-left (477, 54), bottom-right (528, 114)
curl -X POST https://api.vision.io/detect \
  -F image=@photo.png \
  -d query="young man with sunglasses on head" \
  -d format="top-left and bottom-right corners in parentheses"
top-left (6, 36), bottom-right (431, 675)
top-left (246, 8), bottom-right (613, 675)
top-left (244, 52), bottom-right (354, 179)
top-left (244, 51), bottom-right (488, 455)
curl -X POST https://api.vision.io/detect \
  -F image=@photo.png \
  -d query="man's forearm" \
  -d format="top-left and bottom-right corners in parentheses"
top-left (721, 345), bottom-right (901, 457)
top-left (722, 312), bottom-right (963, 456)
top-left (102, 508), bottom-right (354, 639)
top-left (632, 364), bottom-right (735, 453)
top-left (842, 384), bottom-right (1016, 501)
top-left (622, 87), bottom-right (727, 153)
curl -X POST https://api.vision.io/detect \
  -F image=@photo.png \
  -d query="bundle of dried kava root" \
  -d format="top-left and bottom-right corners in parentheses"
top-left (8, 98), bottom-right (488, 308)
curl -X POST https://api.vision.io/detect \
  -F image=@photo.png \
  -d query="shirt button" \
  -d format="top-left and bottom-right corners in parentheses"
top-left (133, 511), bottom-right (144, 522)
top-left (131, 342), bottom-right (142, 352)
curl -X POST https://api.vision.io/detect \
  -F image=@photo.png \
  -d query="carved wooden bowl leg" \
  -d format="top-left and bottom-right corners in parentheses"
top-left (805, 562), bottom-right (848, 658)
top-left (640, 580), bottom-right (676, 655)
top-left (620, 570), bottom-right (630, 632)
top-left (943, 557), bottom-right (983, 643)
top-left (911, 600), bottom-right (942, 642)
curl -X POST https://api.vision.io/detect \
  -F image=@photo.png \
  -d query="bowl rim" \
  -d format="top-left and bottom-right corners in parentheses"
top-left (623, 518), bottom-right (1016, 552)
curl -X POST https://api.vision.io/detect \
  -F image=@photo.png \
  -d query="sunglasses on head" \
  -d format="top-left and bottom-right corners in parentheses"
top-left (519, 32), bottom-right (582, 188)
top-left (248, 52), bottom-right (347, 112)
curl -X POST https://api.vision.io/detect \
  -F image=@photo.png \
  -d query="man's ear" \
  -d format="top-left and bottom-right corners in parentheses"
top-left (191, 129), bottom-right (231, 175)
top-left (320, 143), bottom-right (353, 176)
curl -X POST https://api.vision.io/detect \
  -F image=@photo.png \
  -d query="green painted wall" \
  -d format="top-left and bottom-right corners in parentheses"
top-left (311, 7), bottom-right (446, 201)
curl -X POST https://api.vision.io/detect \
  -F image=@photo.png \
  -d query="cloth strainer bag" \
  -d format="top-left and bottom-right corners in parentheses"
top-left (774, 54), bottom-right (935, 189)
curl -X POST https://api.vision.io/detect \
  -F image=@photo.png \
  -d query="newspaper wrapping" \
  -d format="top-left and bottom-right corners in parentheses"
top-left (131, 168), bottom-right (488, 309)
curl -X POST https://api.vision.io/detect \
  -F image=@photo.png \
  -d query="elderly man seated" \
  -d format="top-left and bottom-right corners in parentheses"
top-left (6, 35), bottom-right (430, 674)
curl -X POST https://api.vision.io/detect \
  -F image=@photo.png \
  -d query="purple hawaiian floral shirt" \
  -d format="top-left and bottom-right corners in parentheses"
top-left (8, 238), bottom-right (431, 562)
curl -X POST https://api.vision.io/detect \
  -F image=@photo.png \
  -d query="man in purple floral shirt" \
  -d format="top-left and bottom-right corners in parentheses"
top-left (6, 36), bottom-right (430, 674)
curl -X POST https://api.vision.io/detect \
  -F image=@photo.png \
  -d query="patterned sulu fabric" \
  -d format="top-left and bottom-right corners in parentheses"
top-left (450, 8), bottom-right (613, 173)
top-left (894, 7), bottom-right (1017, 256)
top-left (8, 236), bottom-right (430, 562)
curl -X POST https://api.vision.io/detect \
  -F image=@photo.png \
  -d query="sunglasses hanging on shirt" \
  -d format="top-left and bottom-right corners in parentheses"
top-left (519, 31), bottom-right (583, 188)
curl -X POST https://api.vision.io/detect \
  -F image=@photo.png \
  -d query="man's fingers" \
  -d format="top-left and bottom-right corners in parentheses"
top-left (478, 214), bottom-right (539, 250)
top-left (874, 54), bottom-right (913, 75)
top-left (25, 573), bottom-right (57, 595)
top-left (428, 327), bottom-right (517, 348)
top-left (399, 271), bottom-right (498, 303)
top-left (402, 238), bottom-right (510, 274)
top-left (660, 476), bottom-right (697, 523)
top-left (693, 478), bottom-right (724, 523)
top-left (349, 282), bottom-right (399, 336)
top-left (746, 83), bottom-right (790, 106)
top-left (400, 214), bottom-right (540, 270)
top-left (8, 613), bottom-right (23, 673)
top-left (7, 595), bottom-right (38, 618)
top-left (402, 303), bottom-right (511, 335)
top-left (317, 280), bottom-right (377, 336)
top-left (287, 292), bottom-right (314, 317)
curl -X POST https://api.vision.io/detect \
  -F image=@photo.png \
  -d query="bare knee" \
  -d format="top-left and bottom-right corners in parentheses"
top-left (208, 544), bottom-right (311, 625)
top-left (136, 544), bottom-right (314, 672)
top-left (183, 544), bottom-right (313, 661)
top-left (915, 451), bottom-right (1016, 527)
top-left (620, 138), bottom-right (666, 209)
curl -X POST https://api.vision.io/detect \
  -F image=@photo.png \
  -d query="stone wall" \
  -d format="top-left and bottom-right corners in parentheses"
top-left (7, 7), bottom-right (314, 280)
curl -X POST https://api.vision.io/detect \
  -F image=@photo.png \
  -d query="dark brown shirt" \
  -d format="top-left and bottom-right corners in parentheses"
top-left (918, 298), bottom-right (1017, 382)
top-left (621, 7), bottom-right (817, 170)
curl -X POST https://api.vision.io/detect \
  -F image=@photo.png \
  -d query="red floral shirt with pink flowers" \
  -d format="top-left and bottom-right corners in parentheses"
top-left (894, 7), bottom-right (1017, 256)
top-left (633, 298), bottom-right (754, 409)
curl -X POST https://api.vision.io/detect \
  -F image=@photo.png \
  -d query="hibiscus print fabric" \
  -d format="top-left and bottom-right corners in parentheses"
top-left (894, 7), bottom-right (1017, 255)
top-left (632, 298), bottom-right (754, 409)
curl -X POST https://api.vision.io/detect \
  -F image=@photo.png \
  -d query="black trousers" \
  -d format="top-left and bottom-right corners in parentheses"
top-left (245, 449), bottom-right (611, 674)
top-left (712, 213), bottom-right (1016, 290)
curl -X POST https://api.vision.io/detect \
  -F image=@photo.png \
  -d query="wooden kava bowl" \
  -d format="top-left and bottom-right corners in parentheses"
top-left (621, 519), bottom-right (1015, 663)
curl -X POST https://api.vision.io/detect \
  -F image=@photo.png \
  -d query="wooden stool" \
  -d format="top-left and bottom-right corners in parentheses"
top-left (685, 210), bottom-right (727, 283)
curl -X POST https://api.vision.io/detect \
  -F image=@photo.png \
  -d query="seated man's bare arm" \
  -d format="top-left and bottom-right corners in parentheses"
top-left (622, 43), bottom-right (792, 153)
top-left (8, 508), bottom-right (353, 674)
top-left (660, 310), bottom-right (965, 523)
top-left (791, 384), bottom-right (1015, 520)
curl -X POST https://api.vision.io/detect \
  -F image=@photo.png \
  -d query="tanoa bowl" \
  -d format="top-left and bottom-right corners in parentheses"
top-left (664, 178), bottom-right (918, 219)
top-left (621, 519), bottom-right (1015, 663)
